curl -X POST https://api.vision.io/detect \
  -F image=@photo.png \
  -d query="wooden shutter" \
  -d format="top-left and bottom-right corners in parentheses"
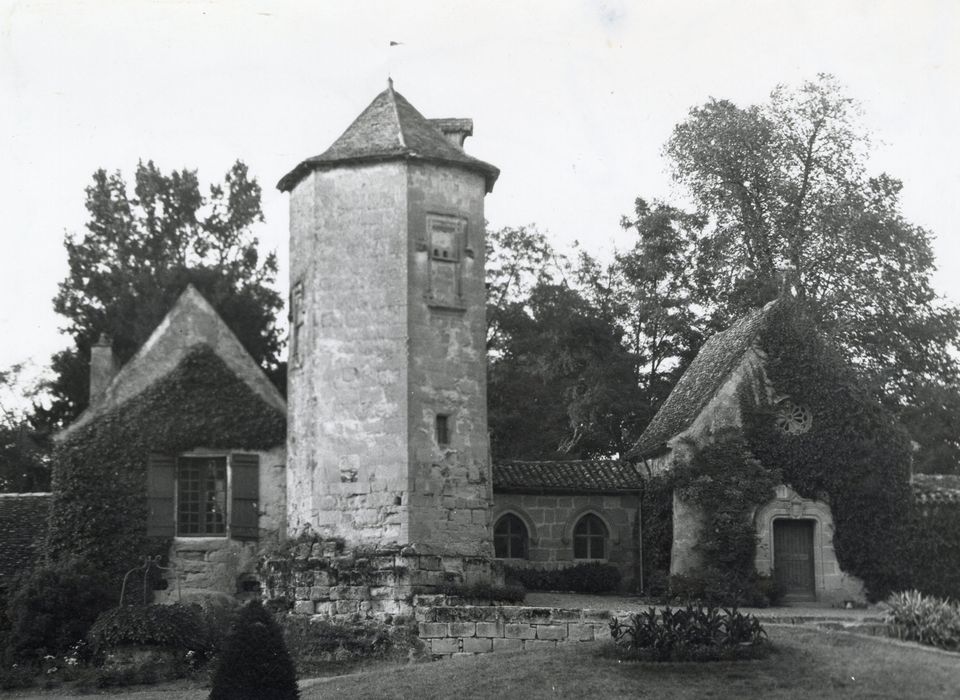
top-left (146, 453), bottom-right (176, 537)
top-left (230, 453), bottom-right (260, 541)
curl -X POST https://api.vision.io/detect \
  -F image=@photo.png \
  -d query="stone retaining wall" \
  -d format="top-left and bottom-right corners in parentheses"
top-left (415, 605), bottom-right (613, 658)
top-left (260, 538), bottom-right (496, 620)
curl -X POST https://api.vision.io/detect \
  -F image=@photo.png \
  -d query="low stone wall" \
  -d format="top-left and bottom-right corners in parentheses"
top-left (416, 605), bottom-right (613, 658)
top-left (260, 538), bottom-right (496, 620)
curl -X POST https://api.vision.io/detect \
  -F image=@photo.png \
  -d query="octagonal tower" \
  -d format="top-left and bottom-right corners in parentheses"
top-left (279, 81), bottom-right (499, 558)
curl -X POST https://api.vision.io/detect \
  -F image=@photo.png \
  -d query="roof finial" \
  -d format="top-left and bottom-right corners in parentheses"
top-left (387, 76), bottom-right (394, 90)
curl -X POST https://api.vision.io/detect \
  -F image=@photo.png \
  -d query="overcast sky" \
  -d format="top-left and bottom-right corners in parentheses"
top-left (2, 0), bottom-right (958, 397)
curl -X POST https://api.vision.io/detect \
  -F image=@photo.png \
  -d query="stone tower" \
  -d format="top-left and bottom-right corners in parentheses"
top-left (278, 81), bottom-right (499, 559)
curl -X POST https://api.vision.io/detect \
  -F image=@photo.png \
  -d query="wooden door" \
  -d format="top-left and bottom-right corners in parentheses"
top-left (773, 519), bottom-right (816, 600)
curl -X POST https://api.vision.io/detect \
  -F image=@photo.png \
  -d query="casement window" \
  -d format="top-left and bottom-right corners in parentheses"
top-left (494, 513), bottom-right (529, 559)
top-left (573, 513), bottom-right (607, 560)
top-left (146, 452), bottom-right (259, 540)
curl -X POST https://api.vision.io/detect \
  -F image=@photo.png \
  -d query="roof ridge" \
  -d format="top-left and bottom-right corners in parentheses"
top-left (386, 78), bottom-right (407, 148)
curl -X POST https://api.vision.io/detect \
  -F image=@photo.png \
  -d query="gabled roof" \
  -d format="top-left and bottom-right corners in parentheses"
top-left (493, 459), bottom-right (643, 492)
top-left (0, 493), bottom-right (51, 581)
top-left (57, 285), bottom-right (285, 442)
top-left (627, 300), bottom-right (780, 459)
top-left (277, 81), bottom-right (499, 193)
top-left (913, 474), bottom-right (960, 505)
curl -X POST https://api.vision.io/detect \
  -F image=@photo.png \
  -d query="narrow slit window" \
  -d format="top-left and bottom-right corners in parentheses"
top-left (435, 414), bottom-right (450, 447)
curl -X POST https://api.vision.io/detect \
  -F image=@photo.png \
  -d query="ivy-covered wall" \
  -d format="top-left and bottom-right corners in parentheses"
top-left (49, 346), bottom-right (286, 587)
top-left (744, 300), bottom-right (914, 600)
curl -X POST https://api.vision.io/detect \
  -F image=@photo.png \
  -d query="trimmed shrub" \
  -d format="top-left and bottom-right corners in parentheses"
top-left (886, 590), bottom-right (960, 651)
top-left (209, 600), bottom-right (298, 700)
top-left (5, 558), bottom-right (113, 661)
top-left (504, 562), bottom-right (621, 593)
top-left (88, 604), bottom-right (210, 656)
top-left (435, 581), bottom-right (526, 604)
top-left (670, 568), bottom-right (785, 607)
top-left (609, 604), bottom-right (770, 662)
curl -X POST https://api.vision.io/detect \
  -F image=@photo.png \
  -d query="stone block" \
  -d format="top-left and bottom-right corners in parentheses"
top-left (492, 637), bottom-right (523, 652)
top-left (536, 625), bottom-right (567, 640)
top-left (476, 621), bottom-right (503, 638)
top-left (420, 555), bottom-right (442, 571)
top-left (419, 622), bottom-right (447, 638)
top-left (504, 624), bottom-right (536, 639)
top-left (449, 622), bottom-right (476, 637)
top-left (567, 624), bottom-right (595, 641)
top-left (310, 586), bottom-right (332, 601)
top-left (431, 638), bottom-right (460, 654)
top-left (452, 652), bottom-right (475, 658)
top-left (462, 637), bottom-right (492, 653)
top-left (293, 600), bottom-right (315, 615)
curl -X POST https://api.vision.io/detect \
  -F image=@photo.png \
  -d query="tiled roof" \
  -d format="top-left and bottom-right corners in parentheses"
top-left (277, 82), bottom-right (500, 193)
top-left (493, 460), bottom-right (643, 492)
top-left (0, 493), bottom-right (51, 582)
top-left (912, 474), bottom-right (960, 505)
top-left (627, 300), bottom-right (779, 459)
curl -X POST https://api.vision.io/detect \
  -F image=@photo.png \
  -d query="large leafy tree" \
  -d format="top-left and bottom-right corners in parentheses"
top-left (39, 160), bottom-right (283, 428)
top-left (485, 226), bottom-right (644, 458)
top-left (656, 75), bottom-right (960, 471)
top-left (488, 281), bottom-right (641, 459)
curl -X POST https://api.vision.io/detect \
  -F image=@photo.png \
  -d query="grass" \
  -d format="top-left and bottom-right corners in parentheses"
top-left (3, 626), bottom-right (959, 699)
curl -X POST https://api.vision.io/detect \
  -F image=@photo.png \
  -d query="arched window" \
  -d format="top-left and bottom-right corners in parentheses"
top-left (494, 513), bottom-right (528, 559)
top-left (573, 513), bottom-right (607, 560)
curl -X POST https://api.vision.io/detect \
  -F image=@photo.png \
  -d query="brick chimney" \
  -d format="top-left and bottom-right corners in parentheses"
top-left (429, 118), bottom-right (474, 148)
top-left (89, 333), bottom-right (118, 405)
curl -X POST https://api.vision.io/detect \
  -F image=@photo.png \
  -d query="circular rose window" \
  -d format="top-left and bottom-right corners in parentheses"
top-left (775, 400), bottom-right (813, 435)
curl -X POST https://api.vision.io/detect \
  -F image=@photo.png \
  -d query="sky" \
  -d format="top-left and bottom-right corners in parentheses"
top-left (1, 0), bottom-right (958, 405)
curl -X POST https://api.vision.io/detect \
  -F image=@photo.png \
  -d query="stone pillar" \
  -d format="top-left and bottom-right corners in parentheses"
top-left (669, 492), bottom-right (704, 575)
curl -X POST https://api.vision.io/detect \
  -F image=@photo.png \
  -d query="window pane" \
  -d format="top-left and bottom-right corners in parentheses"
top-left (178, 456), bottom-right (228, 536)
top-left (494, 514), bottom-right (528, 559)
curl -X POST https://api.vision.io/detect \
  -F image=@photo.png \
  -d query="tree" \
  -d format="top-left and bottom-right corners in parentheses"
top-left (577, 199), bottom-right (706, 432)
top-left (657, 75), bottom-right (960, 471)
top-left (39, 160), bottom-right (283, 428)
top-left (488, 281), bottom-right (642, 459)
top-left (0, 363), bottom-right (50, 491)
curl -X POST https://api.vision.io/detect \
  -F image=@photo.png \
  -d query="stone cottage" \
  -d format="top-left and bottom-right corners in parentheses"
top-left (55, 285), bottom-right (287, 604)
top-left (626, 298), bottom-right (892, 603)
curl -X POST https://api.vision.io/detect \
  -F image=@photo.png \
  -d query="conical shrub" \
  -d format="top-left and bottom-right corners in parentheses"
top-left (209, 600), bottom-right (299, 700)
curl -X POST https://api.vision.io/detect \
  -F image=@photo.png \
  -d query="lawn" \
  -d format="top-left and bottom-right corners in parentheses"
top-left (4, 625), bottom-right (958, 699)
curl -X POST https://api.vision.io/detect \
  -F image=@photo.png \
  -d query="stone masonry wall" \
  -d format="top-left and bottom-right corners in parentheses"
top-left (261, 536), bottom-right (495, 620)
top-left (287, 163), bottom-right (410, 545)
top-left (405, 163), bottom-right (492, 557)
top-left (416, 605), bottom-right (613, 658)
top-left (492, 492), bottom-right (640, 586)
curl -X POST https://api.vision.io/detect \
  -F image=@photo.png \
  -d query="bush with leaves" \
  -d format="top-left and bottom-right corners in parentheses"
top-left (609, 604), bottom-right (769, 662)
top-left (886, 590), bottom-right (960, 651)
top-left (504, 562), bottom-right (622, 593)
top-left (5, 558), bottom-right (113, 662)
top-left (88, 604), bottom-right (210, 657)
top-left (670, 569), bottom-right (784, 608)
top-left (209, 600), bottom-right (298, 700)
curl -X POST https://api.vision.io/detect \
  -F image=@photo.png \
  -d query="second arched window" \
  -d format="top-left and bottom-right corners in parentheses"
top-left (573, 513), bottom-right (607, 560)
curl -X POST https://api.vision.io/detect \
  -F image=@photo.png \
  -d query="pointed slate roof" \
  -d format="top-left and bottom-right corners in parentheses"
top-left (277, 81), bottom-right (500, 193)
top-left (493, 459), bottom-right (644, 492)
top-left (627, 300), bottom-right (780, 459)
top-left (57, 285), bottom-right (285, 442)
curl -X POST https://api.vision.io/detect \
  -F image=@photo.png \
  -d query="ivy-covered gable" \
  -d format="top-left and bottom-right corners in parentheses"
top-left (48, 345), bottom-right (286, 582)
top-left (743, 299), bottom-right (913, 598)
